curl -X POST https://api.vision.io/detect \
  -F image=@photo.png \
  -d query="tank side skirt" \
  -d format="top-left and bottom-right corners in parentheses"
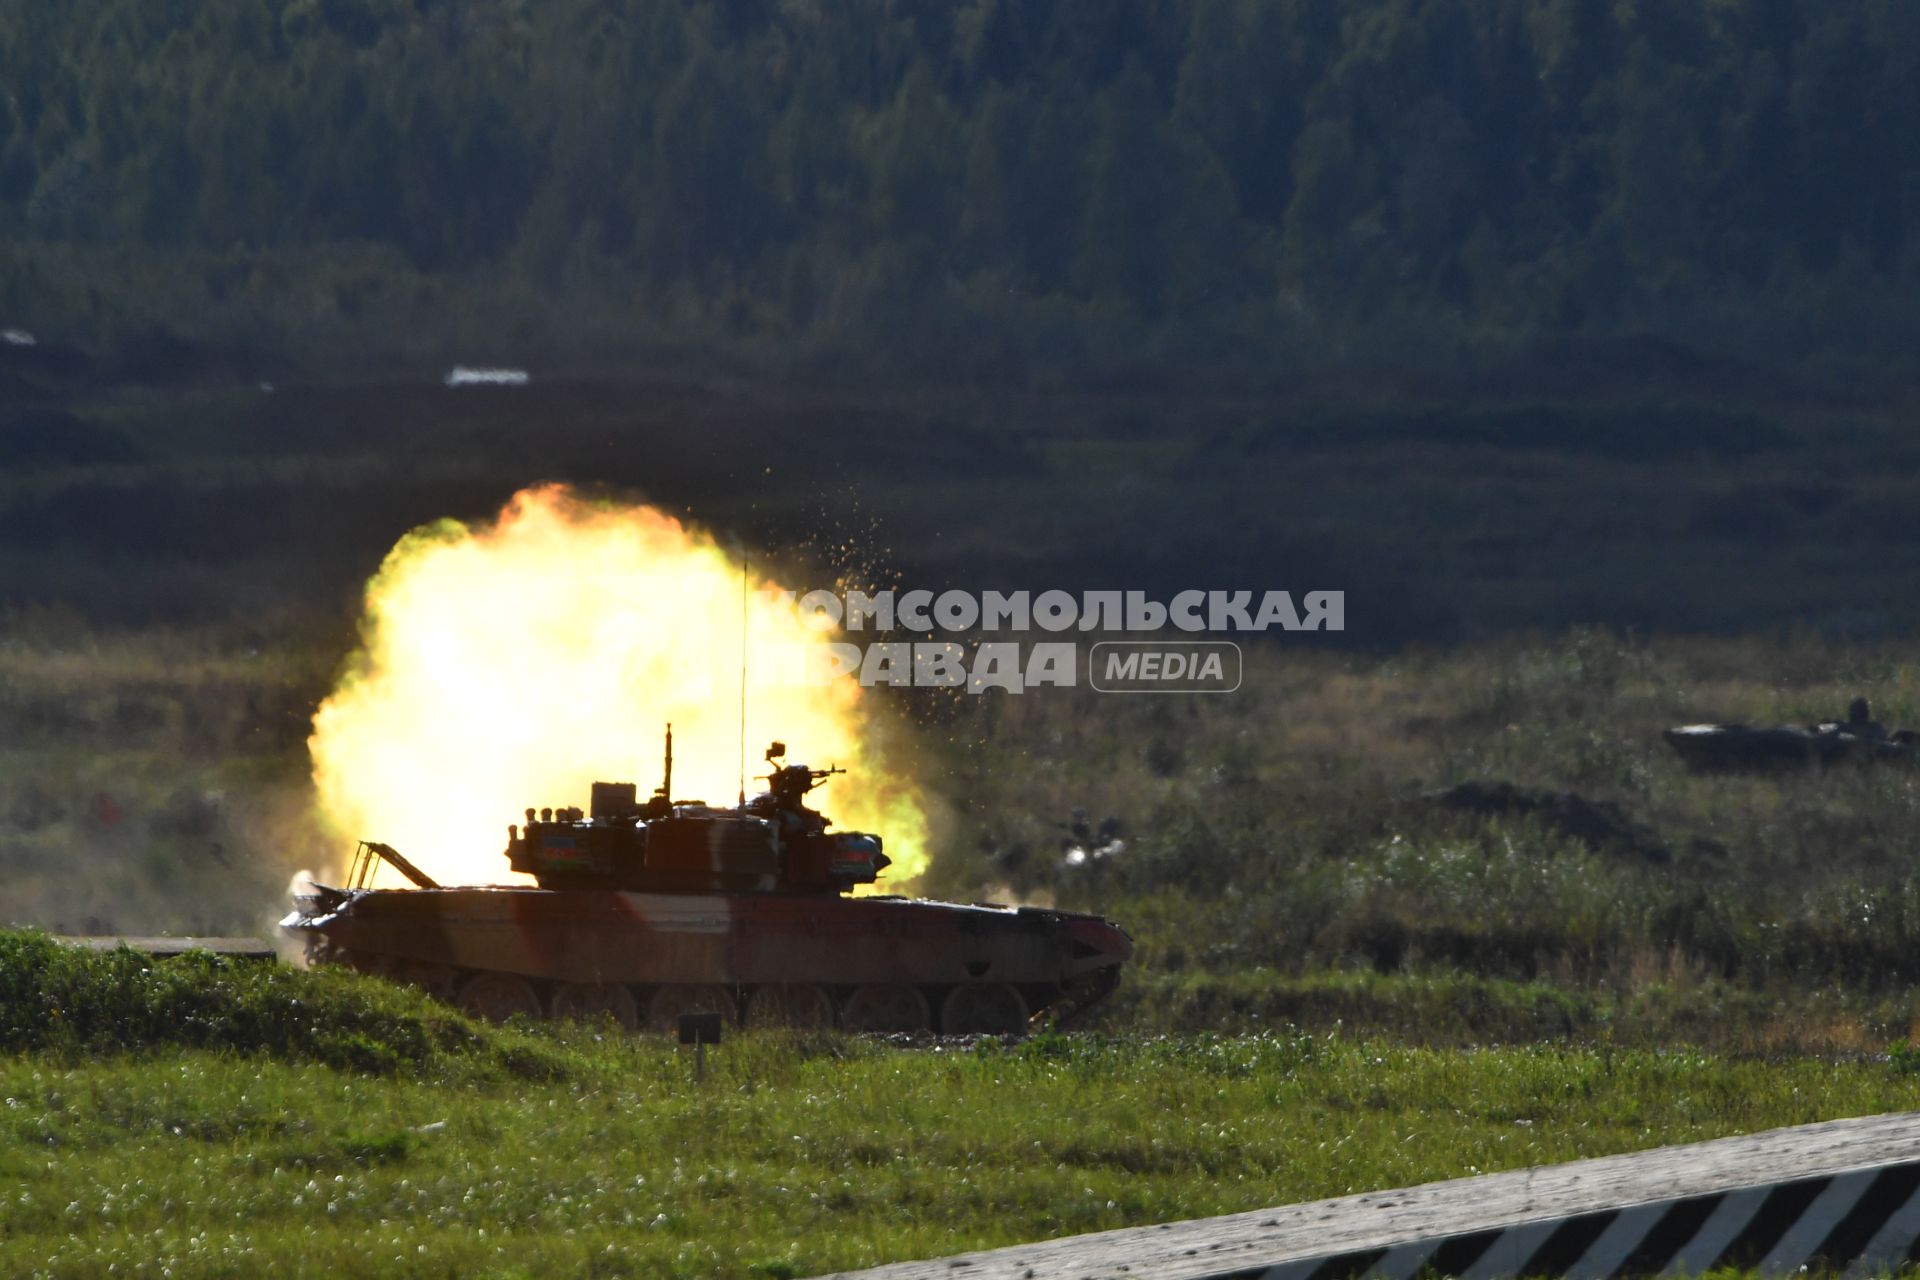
top-left (295, 889), bottom-right (1123, 1021)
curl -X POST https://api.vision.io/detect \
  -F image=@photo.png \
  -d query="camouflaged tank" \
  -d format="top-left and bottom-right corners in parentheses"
top-left (1665, 697), bottom-right (1919, 772)
top-left (281, 731), bottom-right (1131, 1034)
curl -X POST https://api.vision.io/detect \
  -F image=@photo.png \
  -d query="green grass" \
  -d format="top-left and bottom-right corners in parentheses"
top-left (6, 1029), bottom-right (1920, 1278)
top-left (6, 929), bottom-right (1917, 1277)
top-left (0, 930), bottom-right (562, 1080)
top-left (923, 631), bottom-right (1920, 1050)
top-left (12, 617), bottom-right (1920, 1050)
top-left (1104, 966), bottom-right (1920, 1054)
top-left (8, 592), bottom-right (1920, 1274)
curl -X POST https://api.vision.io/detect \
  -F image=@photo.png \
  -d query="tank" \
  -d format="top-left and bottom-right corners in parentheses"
top-left (1665, 697), bottom-right (1918, 772)
top-left (281, 730), bottom-right (1132, 1035)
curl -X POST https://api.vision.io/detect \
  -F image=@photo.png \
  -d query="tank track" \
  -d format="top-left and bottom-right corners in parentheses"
top-left (320, 944), bottom-right (1113, 1036)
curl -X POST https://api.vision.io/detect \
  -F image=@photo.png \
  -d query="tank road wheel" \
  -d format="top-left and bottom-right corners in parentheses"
top-left (841, 984), bottom-right (931, 1034)
top-left (940, 983), bottom-right (1029, 1037)
top-left (645, 984), bottom-right (737, 1034)
top-left (550, 983), bottom-right (639, 1032)
top-left (747, 984), bottom-right (835, 1029)
top-left (457, 973), bottom-right (543, 1024)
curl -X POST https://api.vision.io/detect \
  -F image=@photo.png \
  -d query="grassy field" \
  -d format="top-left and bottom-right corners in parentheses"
top-left (5, 932), bottom-right (1920, 1278)
top-left (8, 378), bottom-right (1920, 1013)
top-left (7, 378), bottom-right (1920, 1272)
top-left (910, 632), bottom-right (1920, 1051)
top-left (7, 611), bottom-right (1920, 1050)
top-left (0, 617), bottom-right (334, 935)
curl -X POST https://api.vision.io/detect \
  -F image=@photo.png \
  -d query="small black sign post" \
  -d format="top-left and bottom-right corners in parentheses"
top-left (678, 1012), bottom-right (723, 1081)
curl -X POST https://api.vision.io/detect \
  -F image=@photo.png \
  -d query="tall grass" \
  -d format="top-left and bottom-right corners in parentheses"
top-left (924, 631), bottom-right (1920, 1046)
top-left (0, 612), bottom-right (335, 933)
top-left (6, 602), bottom-right (1920, 1047)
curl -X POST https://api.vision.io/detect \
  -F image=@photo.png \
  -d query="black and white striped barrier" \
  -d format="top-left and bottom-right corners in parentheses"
top-left (829, 1112), bottom-right (1920, 1279)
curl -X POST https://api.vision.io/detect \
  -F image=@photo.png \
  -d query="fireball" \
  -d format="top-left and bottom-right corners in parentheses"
top-left (309, 485), bottom-right (926, 888)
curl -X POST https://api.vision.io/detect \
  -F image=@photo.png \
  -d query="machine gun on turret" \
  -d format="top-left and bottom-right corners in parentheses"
top-left (749, 740), bottom-right (844, 837)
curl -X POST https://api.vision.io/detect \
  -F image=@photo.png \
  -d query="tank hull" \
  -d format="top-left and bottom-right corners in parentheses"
top-left (1664, 723), bottom-right (1917, 771)
top-left (282, 886), bottom-right (1131, 1034)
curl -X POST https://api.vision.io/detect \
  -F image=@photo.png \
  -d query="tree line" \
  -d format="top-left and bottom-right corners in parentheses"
top-left (3, 0), bottom-right (1916, 381)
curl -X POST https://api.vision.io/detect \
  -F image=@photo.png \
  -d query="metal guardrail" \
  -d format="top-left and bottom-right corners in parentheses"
top-left (827, 1112), bottom-right (1920, 1280)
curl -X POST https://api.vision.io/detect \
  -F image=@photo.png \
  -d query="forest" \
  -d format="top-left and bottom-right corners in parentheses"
top-left (3, 0), bottom-right (1918, 383)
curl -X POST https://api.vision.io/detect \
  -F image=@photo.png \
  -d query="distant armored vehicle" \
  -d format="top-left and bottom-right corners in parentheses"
top-left (1665, 698), bottom-right (1918, 772)
top-left (282, 731), bottom-right (1131, 1034)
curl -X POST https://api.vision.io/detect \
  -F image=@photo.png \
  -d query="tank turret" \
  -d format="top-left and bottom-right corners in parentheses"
top-left (504, 727), bottom-right (889, 894)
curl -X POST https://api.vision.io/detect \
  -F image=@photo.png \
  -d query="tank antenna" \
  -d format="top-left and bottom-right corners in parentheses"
top-left (663, 722), bottom-right (673, 806)
top-left (737, 550), bottom-right (748, 807)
